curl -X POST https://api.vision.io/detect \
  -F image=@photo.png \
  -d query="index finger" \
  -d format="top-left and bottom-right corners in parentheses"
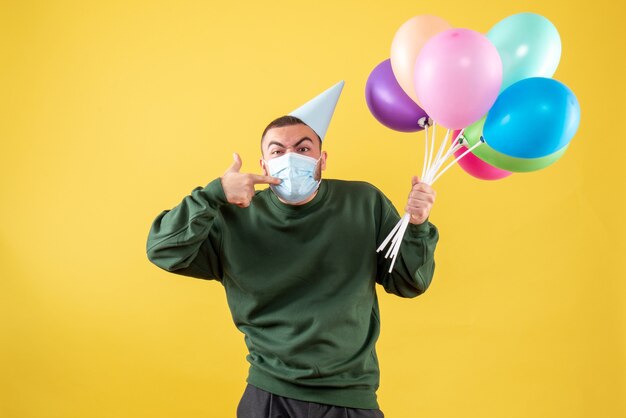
top-left (250, 174), bottom-right (282, 185)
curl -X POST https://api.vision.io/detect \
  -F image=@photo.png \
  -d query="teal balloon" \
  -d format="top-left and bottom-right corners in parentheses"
top-left (487, 13), bottom-right (561, 91)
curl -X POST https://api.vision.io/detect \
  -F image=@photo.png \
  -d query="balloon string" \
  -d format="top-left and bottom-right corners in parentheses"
top-left (430, 142), bottom-right (474, 184)
top-left (431, 141), bottom-right (483, 185)
top-left (420, 122), bottom-right (429, 180)
top-left (424, 128), bottom-right (464, 184)
top-left (426, 122), bottom-right (437, 175)
top-left (425, 128), bottom-right (451, 183)
top-left (388, 214), bottom-right (411, 273)
top-left (385, 222), bottom-right (403, 258)
top-left (437, 129), bottom-right (465, 169)
top-left (376, 216), bottom-right (403, 253)
top-left (375, 213), bottom-right (411, 272)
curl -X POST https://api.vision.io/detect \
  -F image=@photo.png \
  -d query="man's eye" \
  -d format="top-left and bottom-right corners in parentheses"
top-left (298, 147), bottom-right (310, 152)
top-left (271, 150), bottom-right (283, 155)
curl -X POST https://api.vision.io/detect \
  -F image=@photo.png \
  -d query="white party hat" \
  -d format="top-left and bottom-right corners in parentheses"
top-left (288, 80), bottom-right (344, 141)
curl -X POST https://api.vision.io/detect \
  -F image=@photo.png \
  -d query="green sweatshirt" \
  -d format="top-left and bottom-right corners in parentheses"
top-left (146, 178), bottom-right (439, 409)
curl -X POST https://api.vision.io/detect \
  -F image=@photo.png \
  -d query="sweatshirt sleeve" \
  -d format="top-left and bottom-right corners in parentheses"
top-left (375, 195), bottom-right (440, 298)
top-left (146, 178), bottom-right (228, 281)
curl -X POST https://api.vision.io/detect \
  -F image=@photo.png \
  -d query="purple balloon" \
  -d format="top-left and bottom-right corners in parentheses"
top-left (365, 59), bottom-right (428, 132)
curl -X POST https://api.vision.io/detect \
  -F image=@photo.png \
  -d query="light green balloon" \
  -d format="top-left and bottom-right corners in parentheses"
top-left (461, 117), bottom-right (569, 173)
top-left (487, 12), bottom-right (562, 91)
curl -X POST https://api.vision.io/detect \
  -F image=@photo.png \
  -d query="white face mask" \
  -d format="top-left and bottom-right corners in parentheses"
top-left (263, 153), bottom-right (322, 204)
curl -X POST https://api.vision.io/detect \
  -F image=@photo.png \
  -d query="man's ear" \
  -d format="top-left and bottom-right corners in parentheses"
top-left (314, 151), bottom-right (326, 181)
top-left (259, 158), bottom-right (268, 176)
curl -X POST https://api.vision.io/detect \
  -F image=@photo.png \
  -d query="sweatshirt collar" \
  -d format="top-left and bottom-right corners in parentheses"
top-left (266, 179), bottom-right (329, 215)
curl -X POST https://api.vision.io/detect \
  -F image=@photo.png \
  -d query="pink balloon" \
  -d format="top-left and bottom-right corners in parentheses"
top-left (414, 28), bottom-right (502, 129)
top-left (451, 130), bottom-right (512, 180)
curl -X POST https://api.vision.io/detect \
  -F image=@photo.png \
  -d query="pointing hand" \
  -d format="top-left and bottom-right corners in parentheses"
top-left (220, 153), bottom-right (281, 208)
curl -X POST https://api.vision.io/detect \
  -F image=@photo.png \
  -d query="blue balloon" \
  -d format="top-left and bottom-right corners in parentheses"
top-left (483, 77), bottom-right (580, 159)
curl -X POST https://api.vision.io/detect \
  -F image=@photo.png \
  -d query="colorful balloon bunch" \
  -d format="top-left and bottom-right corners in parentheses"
top-left (367, 13), bottom-right (581, 271)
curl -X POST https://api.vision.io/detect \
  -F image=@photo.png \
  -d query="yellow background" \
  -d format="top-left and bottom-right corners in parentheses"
top-left (1, 0), bottom-right (624, 417)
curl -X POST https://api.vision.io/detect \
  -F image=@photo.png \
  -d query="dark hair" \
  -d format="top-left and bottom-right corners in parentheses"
top-left (260, 115), bottom-right (322, 150)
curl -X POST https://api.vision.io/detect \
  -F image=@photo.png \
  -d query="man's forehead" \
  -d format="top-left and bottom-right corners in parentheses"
top-left (263, 125), bottom-right (320, 148)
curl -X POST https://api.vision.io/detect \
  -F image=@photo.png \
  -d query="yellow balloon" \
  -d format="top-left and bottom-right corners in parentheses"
top-left (390, 15), bottom-right (452, 107)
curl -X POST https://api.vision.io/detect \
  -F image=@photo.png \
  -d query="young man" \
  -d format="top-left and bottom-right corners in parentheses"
top-left (146, 81), bottom-right (439, 417)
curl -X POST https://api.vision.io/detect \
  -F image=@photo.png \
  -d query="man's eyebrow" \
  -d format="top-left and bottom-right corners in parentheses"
top-left (267, 140), bottom-right (286, 149)
top-left (293, 137), bottom-right (314, 147)
top-left (267, 137), bottom-right (314, 149)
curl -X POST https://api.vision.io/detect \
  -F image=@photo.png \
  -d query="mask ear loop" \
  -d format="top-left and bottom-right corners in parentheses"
top-left (313, 156), bottom-right (323, 183)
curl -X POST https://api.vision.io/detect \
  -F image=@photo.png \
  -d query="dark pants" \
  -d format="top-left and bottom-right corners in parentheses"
top-left (237, 384), bottom-right (385, 418)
